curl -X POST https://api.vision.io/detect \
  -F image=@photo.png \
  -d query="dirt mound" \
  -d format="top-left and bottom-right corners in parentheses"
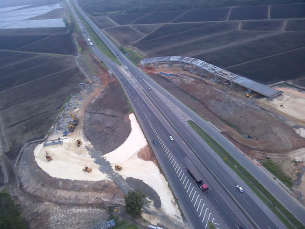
top-left (126, 177), bottom-right (161, 208)
top-left (84, 80), bottom-right (131, 155)
top-left (149, 72), bottom-right (305, 155)
top-left (137, 146), bottom-right (158, 167)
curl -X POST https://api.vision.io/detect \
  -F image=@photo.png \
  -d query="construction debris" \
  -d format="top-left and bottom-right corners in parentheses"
top-left (44, 138), bottom-right (63, 147)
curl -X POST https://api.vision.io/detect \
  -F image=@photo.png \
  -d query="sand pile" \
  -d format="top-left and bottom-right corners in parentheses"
top-left (105, 114), bottom-right (182, 222)
top-left (34, 134), bottom-right (109, 181)
top-left (263, 87), bottom-right (305, 122)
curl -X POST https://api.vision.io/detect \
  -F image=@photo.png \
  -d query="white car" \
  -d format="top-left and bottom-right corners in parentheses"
top-left (169, 136), bottom-right (174, 141)
top-left (236, 185), bottom-right (244, 193)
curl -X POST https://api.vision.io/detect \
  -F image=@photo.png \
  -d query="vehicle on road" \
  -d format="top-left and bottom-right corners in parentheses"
top-left (169, 136), bottom-right (174, 141)
top-left (153, 140), bottom-right (158, 146)
top-left (148, 87), bottom-right (151, 91)
top-left (236, 185), bottom-right (244, 193)
top-left (89, 42), bottom-right (93, 46)
top-left (185, 157), bottom-right (209, 193)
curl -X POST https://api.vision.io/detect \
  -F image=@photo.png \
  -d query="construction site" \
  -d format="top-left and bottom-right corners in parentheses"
top-left (141, 61), bottom-right (305, 204)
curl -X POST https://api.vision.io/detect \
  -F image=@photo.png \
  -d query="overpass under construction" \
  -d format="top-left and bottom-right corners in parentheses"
top-left (140, 56), bottom-right (282, 98)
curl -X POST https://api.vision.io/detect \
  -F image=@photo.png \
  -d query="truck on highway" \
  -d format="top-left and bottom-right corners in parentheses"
top-left (89, 42), bottom-right (93, 46)
top-left (185, 157), bottom-right (209, 193)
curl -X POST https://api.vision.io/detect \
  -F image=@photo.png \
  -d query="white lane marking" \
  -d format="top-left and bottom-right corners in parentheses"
top-left (202, 208), bottom-right (209, 223)
top-left (182, 176), bottom-right (187, 185)
top-left (205, 213), bottom-right (212, 228)
top-left (197, 199), bottom-right (202, 211)
top-left (178, 170), bottom-right (183, 178)
top-left (199, 204), bottom-right (206, 217)
top-left (194, 195), bottom-right (199, 206)
top-left (244, 198), bottom-right (250, 206)
top-left (189, 187), bottom-right (194, 197)
top-left (186, 182), bottom-right (191, 192)
top-left (191, 191), bottom-right (197, 202)
top-left (173, 161), bottom-right (177, 168)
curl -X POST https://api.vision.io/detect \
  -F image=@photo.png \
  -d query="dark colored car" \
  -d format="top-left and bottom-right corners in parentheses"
top-left (153, 140), bottom-right (158, 146)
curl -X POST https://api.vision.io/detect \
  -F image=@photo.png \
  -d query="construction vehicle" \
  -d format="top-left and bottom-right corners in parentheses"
top-left (246, 93), bottom-right (250, 97)
top-left (76, 139), bottom-right (81, 147)
top-left (185, 157), bottom-right (209, 193)
top-left (83, 166), bottom-right (92, 172)
top-left (115, 165), bottom-right (122, 171)
top-left (70, 113), bottom-right (78, 126)
top-left (45, 151), bottom-right (52, 161)
top-left (67, 121), bottom-right (75, 132)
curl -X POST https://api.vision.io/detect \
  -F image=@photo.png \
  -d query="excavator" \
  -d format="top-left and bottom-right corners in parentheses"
top-left (67, 121), bottom-right (75, 132)
top-left (115, 165), bottom-right (122, 171)
top-left (45, 151), bottom-right (52, 161)
top-left (76, 139), bottom-right (81, 147)
top-left (70, 113), bottom-right (78, 126)
top-left (83, 166), bottom-right (92, 172)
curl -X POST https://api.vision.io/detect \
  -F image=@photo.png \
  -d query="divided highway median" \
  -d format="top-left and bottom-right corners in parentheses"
top-left (188, 120), bottom-right (304, 229)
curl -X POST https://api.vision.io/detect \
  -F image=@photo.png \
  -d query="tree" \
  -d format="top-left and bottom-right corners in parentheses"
top-left (125, 190), bottom-right (146, 217)
top-left (0, 192), bottom-right (27, 229)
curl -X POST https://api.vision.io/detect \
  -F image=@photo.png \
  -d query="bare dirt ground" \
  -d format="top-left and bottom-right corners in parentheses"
top-left (144, 65), bottom-right (305, 205)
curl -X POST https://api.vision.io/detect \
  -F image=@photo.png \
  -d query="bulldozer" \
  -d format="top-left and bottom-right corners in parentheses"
top-left (115, 165), bottom-right (122, 171)
top-left (70, 113), bottom-right (78, 126)
top-left (67, 121), bottom-right (75, 132)
top-left (45, 151), bottom-right (52, 161)
top-left (76, 139), bottom-right (81, 147)
top-left (83, 166), bottom-right (92, 172)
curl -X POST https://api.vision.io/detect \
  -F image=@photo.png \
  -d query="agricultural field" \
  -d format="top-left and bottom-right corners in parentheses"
top-left (147, 30), bottom-right (272, 57)
top-left (195, 32), bottom-right (305, 69)
top-left (0, 34), bottom-right (87, 159)
top-left (92, 3), bottom-right (305, 85)
top-left (108, 13), bottom-right (146, 25)
top-left (227, 48), bottom-right (305, 84)
top-left (131, 24), bottom-right (161, 34)
top-left (241, 20), bottom-right (284, 31)
top-left (132, 11), bottom-right (185, 24)
top-left (286, 19), bottom-right (305, 31)
top-left (104, 26), bottom-right (145, 46)
top-left (134, 22), bottom-right (238, 53)
top-left (229, 6), bottom-right (268, 20)
top-left (271, 4), bottom-right (305, 19)
top-left (172, 8), bottom-right (230, 22)
top-left (91, 16), bottom-right (117, 29)
top-left (138, 22), bottom-right (216, 42)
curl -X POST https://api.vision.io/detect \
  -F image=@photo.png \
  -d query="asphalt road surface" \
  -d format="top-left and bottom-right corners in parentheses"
top-left (68, 1), bottom-right (305, 228)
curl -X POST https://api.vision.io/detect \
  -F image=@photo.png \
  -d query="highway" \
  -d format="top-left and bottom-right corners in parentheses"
top-left (68, 1), bottom-right (304, 228)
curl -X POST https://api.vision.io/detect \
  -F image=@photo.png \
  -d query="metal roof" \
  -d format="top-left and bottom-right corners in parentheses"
top-left (141, 56), bottom-right (282, 98)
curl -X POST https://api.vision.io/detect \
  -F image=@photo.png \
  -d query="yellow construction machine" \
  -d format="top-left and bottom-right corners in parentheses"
top-left (115, 165), bottom-right (122, 171)
top-left (67, 121), bottom-right (75, 132)
top-left (83, 166), bottom-right (92, 172)
top-left (45, 151), bottom-right (52, 161)
top-left (76, 139), bottom-right (81, 147)
top-left (70, 113), bottom-right (78, 125)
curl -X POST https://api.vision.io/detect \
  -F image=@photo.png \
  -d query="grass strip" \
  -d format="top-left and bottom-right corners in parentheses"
top-left (119, 46), bottom-right (142, 66)
top-left (69, 0), bottom-right (120, 65)
top-left (188, 120), bottom-right (304, 229)
top-left (263, 159), bottom-right (293, 188)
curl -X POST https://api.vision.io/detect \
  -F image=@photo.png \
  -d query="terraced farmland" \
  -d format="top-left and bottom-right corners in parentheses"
top-left (94, 3), bottom-right (305, 86)
top-left (0, 34), bottom-right (87, 159)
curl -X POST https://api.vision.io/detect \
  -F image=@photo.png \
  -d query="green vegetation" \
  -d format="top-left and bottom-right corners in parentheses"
top-left (263, 159), bottom-right (293, 188)
top-left (59, 95), bottom-right (71, 112)
top-left (208, 221), bottom-right (216, 229)
top-left (0, 192), bottom-right (27, 229)
top-left (70, 0), bottom-right (120, 65)
top-left (79, 0), bottom-right (303, 15)
top-left (114, 219), bottom-right (139, 229)
top-left (125, 190), bottom-right (145, 217)
top-left (119, 46), bottom-right (142, 65)
top-left (188, 120), bottom-right (304, 229)
top-left (100, 61), bottom-right (108, 70)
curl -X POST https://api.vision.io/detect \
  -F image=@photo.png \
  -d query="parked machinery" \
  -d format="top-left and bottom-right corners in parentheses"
top-left (45, 151), bottom-right (52, 161)
top-left (70, 113), bottom-right (78, 126)
top-left (115, 165), bottom-right (122, 171)
top-left (76, 139), bottom-right (81, 147)
top-left (67, 121), bottom-right (75, 132)
top-left (83, 166), bottom-right (92, 172)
